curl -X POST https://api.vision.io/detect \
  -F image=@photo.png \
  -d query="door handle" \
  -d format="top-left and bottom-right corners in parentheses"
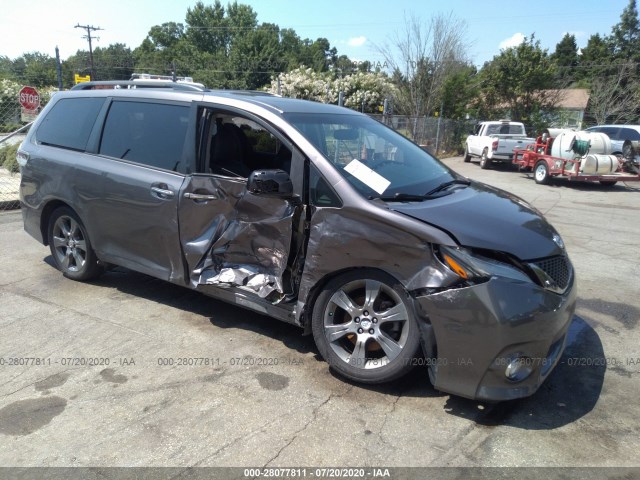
top-left (150, 186), bottom-right (175, 199)
top-left (184, 192), bottom-right (217, 201)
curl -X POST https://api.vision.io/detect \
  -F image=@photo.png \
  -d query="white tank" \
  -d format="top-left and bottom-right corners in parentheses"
top-left (580, 154), bottom-right (620, 175)
top-left (550, 131), bottom-right (613, 159)
top-left (550, 131), bottom-right (578, 160)
top-left (544, 128), bottom-right (574, 139)
top-left (575, 132), bottom-right (612, 155)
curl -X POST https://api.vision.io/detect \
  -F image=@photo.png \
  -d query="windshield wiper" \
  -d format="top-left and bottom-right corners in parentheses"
top-left (376, 178), bottom-right (471, 203)
top-left (376, 193), bottom-right (431, 202)
top-left (425, 178), bottom-right (470, 195)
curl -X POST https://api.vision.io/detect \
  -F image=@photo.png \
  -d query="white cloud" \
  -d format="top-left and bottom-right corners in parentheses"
top-left (347, 36), bottom-right (367, 47)
top-left (566, 31), bottom-right (587, 40)
top-left (499, 33), bottom-right (525, 50)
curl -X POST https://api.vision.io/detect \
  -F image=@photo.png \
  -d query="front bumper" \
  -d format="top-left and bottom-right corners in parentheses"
top-left (414, 275), bottom-right (577, 401)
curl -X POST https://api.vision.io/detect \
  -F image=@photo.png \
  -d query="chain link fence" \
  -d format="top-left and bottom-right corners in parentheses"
top-left (369, 114), bottom-right (474, 156)
top-left (1, 79), bottom-right (54, 210)
top-left (0, 81), bottom-right (27, 211)
top-left (0, 132), bottom-right (23, 211)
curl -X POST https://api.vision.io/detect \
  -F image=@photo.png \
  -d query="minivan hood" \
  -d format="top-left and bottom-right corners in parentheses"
top-left (390, 182), bottom-right (563, 260)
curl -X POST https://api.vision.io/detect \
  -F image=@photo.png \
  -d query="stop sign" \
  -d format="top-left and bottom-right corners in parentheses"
top-left (19, 86), bottom-right (40, 110)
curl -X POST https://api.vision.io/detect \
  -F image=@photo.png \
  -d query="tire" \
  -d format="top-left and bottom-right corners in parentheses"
top-left (534, 160), bottom-right (551, 185)
top-left (463, 147), bottom-right (471, 163)
top-left (311, 269), bottom-right (421, 384)
top-left (48, 207), bottom-right (103, 281)
top-left (622, 140), bottom-right (635, 160)
top-left (599, 180), bottom-right (617, 187)
top-left (480, 148), bottom-right (491, 169)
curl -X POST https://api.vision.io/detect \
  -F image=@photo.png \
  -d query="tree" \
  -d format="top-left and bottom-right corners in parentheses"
top-left (185, 1), bottom-right (230, 53)
top-left (475, 34), bottom-right (560, 126)
top-left (132, 1), bottom-right (347, 89)
top-left (10, 53), bottom-right (57, 87)
top-left (133, 21), bottom-right (200, 80)
top-left (440, 65), bottom-right (479, 120)
top-left (376, 12), bottom-right (470, 118)
top-left (147, 22), bottom-right (185, 50)
top-left (578, 1), bottom-right (640, 122)
top-left (92, 44), bottom-right (135, 80)
top-left (611, 0), bottom-right (640, 62)
top-left (551, 33), bottom-right (578, 81)
top-left (573, 33), bottom-right (614, 85)
top-left (298, 38), bottom-right (336, 72)
top-left (278, 29), bottom-right (304, 71)
top-left (0, 56), bottom-right (13, 81)
top-left (580, 34), bottom-right (612, 68)
top-left (587, 62), bottom-right (640, 124)
top-left (228, 23), bottom-right (282, 89)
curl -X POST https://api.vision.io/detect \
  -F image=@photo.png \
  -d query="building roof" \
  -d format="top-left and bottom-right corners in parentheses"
top-left (546, 89), bottom-right (590, 110)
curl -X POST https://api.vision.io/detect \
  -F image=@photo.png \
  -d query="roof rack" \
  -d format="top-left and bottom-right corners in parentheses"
top-left (130, 73), bottom-right (201, 83)
top-left (70, 80), bottom-right (207, 92)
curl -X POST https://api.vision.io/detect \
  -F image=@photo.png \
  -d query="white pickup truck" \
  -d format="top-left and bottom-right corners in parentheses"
top-left (464, 120), bottom-right (535, 169)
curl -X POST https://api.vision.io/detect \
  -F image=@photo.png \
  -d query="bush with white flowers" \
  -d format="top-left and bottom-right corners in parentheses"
top-left (266, 67), bottom-right (395, 113)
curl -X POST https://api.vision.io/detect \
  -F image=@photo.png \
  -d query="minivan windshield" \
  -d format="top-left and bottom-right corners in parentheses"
top-left (285, 113), bottom-right (456, 199)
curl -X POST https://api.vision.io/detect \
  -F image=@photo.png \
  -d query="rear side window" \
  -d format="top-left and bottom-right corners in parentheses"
top-left (36, 97), bottom-right (105, 151)
top-left (599, 127), bottom-right (618, 138)
top-left (619, 128), bottom-right (640, 141)
top-left (99, 101), bottom-right (189, 171)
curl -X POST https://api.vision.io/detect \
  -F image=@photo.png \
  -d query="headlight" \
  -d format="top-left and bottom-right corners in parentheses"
top-left (436, 245), bottom-right (532, 285)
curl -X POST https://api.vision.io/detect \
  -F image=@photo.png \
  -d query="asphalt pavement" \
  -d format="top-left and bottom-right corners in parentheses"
top-left (0, 156), bottom-right (639, 474)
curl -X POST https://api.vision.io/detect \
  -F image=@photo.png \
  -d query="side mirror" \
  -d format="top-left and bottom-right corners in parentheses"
top-left (247, 169), bottom-right (294, 198)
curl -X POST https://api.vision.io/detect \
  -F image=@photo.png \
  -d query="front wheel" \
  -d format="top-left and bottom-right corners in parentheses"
top-left (312, 270), bottom-right (421, 384)
top-left (480, 148), bottom-right (491, 169)
top-left (534, 161), bottom-right (551, 185)
top-left (48, 207), bottom-right (103, 281)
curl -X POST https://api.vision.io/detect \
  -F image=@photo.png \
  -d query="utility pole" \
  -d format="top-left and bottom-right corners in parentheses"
top-left (55, 46), bottom-right (63, 91)
top-left (75, 24), bottom-right (103, 80)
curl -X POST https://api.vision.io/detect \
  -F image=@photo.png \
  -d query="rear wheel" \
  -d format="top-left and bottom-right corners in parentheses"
top-left (623, 140), bottom-right (635, 160)
top-left (534, 161), bottom-right (550, 185)
top-left (480, 148), bottom-right (491, 169)
top-left (599, 180), bottom-right (618, 187)
top-left (48, 207), bottom-right (103, 281)
top-left (463, 147), bottom-right (471, 163)
top-left (312, 270), bottom-right (421, 384)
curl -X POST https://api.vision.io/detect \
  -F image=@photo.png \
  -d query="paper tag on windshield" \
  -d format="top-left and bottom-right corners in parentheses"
top-left (344, 159), bottom-right (391, 195)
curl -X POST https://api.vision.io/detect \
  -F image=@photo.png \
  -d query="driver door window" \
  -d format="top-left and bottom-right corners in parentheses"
top-left (206, 114), bottom-right (292, 177)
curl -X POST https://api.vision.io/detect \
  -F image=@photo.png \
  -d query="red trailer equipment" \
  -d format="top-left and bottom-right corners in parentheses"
top-left (513, 129), bottom-right (640, 186)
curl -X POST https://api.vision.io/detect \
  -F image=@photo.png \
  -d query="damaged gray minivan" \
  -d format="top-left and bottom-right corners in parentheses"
top-left (18, 82), bottom-right (576, 401)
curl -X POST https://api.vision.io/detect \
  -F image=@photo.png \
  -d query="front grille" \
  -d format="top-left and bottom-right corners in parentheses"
top-left (532, 255), bottom-right (571, 291)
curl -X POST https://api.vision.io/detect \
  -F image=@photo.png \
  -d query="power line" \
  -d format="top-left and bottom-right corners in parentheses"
top-left (75, 24), bottom-right (103, 80)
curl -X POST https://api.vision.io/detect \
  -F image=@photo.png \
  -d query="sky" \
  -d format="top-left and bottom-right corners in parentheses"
top-left (0, 0), bottom-right (632, 68)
